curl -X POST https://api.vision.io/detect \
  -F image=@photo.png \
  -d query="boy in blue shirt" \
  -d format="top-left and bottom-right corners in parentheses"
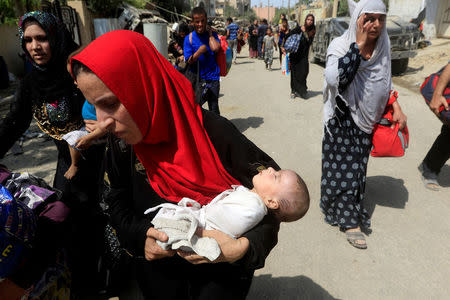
top-left (226, 17), bottom-right (240, 64)
top-left (184, 6), bottom-right (222, 115)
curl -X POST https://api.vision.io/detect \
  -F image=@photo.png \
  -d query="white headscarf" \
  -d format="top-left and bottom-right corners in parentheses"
top-left (323, 0), bottom-right (391, 134)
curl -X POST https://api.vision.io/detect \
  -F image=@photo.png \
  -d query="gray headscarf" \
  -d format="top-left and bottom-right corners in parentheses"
top-left (323, 0), bottom-right (391, 134)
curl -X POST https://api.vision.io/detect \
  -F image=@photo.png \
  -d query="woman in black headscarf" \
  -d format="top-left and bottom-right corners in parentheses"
top-left (248, 19), bottom-right (259, 58)
top-left (284, 14), bottom-right (316, 99)
top-left (0, 11), bottom-right (105, 295)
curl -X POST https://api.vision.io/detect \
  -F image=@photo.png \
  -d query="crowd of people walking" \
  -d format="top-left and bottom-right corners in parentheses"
top-left (0, 0), bottom-right (448, 299)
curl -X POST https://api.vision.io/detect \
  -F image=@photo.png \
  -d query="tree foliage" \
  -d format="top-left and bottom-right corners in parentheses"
top-left (336, 0), bottom-right (389, 17)
top-left (86, 0), bottom-right (148, 18)
top-left (272, 7), bottom-right (288, 25)
top-left (0, 0), bottom-right (40, 25)
top-left (223, 4), bottom-right (238, 18)
top-left (146, 0), bottom-right (186, 20)
top-left (242, 8), bottom-right (256, 22)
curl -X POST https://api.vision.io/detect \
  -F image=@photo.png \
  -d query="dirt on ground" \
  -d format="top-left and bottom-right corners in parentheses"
top-left (392, 38), bottom-right (450, 91)
top-left (0, 41), bottom-right (449, 300)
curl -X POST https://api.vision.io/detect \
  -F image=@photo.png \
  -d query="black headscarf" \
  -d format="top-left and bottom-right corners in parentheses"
top-left (18, 11), bottom-right (79, 103)
top-left (304, 13), bottom-right (316, 35)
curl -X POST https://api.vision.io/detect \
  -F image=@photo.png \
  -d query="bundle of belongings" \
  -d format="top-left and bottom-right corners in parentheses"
top-left (421, 66), bottom-right (450, 125)
top-left (0, 165), bottom-right (70, 300)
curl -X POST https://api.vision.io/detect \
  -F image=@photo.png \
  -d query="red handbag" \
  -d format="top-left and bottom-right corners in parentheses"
top-left (216, 36), bottom-right (231, 77)
top-left (371, 91), bottom-right (409, 157)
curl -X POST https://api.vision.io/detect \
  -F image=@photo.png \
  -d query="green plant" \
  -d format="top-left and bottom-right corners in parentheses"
top-left (272, 7), bottom-right (288, 24)
top-left (0, 0), bottom-right (40, 24)
top-left (242, 8), bottom-right (256, 22)
top-left (224, 4), bottom-right (238, 18)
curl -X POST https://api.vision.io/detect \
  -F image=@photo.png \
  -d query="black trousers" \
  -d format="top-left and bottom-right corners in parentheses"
top-left (199, 80), bottom-right (220, 115)
top-left (279, 46), bottom-right (283, 64)
top-left (135, 255), bottom-right (253, 300)
top-left (423, 124), bottom-right (450, 174)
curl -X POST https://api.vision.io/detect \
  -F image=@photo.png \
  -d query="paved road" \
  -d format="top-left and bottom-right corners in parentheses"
top-left (1, 49), bottom-right (448, 300)
top-left (218, 52), bottom-right (449, 299)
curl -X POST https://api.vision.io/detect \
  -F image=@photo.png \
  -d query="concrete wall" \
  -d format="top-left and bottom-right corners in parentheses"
top-left (388, 0), bottom-right (425, 19)
top-left (67, 0), bottom-right (95, 46)
top-left (388, 0), bottom-right (448, 39)
top-left (0, 25), bottom-right (24, 77)
top-left (253, 6), bottom-right (276, 23)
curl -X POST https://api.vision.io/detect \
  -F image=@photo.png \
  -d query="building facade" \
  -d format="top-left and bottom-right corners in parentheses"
top-left (196, 0), bottom-right (216, 17)
top-left (253, 5), bottom-right (276, 22)
top-left (215, 0), bottom-right (251, 16)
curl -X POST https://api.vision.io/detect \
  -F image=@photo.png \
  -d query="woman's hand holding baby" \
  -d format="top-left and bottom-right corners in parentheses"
top-left (144, 227), bottom-right (176, 261)
top-left (177, 228), bottom-right (249, 264)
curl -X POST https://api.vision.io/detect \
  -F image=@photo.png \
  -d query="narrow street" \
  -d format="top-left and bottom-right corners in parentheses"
top-left (1, 45), bottom-right (449, 299)
top-left (218, 48), bottom-right (449, 299)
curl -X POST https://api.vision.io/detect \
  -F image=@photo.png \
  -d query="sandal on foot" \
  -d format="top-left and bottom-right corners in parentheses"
top-left (418, 163), bottom-right (440, 191)
top-left (346, 231), bottom-right (367, 249)
top-left (421, 176), bottom-right (440, 191)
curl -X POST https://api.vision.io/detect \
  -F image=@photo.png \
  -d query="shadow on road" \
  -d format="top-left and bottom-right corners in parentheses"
top-left (230, 116), bottom-right (264, 132)
top-left (248, 274), bottom-right (340, 300)
top-left (235, 61), bottom-right (255, 65)
top-left (438, 165), bottom-right (450, 187)
top-left (392, 65), bottom-right (424, 77)
top-left (364, 176), bottom-right (409, 219)
top-left (306, 90), bottom-right (323, 98)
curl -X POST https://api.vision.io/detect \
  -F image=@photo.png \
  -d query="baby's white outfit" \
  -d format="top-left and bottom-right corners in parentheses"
top-left (144, 185), bottom-right (267, 261)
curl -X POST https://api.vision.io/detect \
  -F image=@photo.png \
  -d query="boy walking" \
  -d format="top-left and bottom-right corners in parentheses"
top-left (262, 28), bottom-right (277, 70)
top-left (226, 17), bottom-right (240, 64)
top-left (184, 7), bottom-right (222, 115)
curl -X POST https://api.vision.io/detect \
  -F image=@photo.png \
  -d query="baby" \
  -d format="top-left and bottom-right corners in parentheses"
top-left (144, 167), bottom-right (309, 260)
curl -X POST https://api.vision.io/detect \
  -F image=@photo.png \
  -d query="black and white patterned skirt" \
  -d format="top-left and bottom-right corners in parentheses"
top-left (320, 100), bottom-right (372, 229)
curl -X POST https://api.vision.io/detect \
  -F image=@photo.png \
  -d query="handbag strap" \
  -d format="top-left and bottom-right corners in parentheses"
top-left (189, 32), bottom-right (200, 83)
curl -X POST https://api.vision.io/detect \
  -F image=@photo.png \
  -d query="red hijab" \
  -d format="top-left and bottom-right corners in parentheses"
top-left (72, 30), bottom-right (240, 205)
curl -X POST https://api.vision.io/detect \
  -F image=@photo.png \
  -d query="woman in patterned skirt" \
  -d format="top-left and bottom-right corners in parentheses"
top-left (320, 0), bottom-right (407, 249)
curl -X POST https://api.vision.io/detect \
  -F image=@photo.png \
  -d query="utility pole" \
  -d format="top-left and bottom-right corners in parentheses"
top-left (267, 0), bottom-right (270, 22)
top-left (332, 0), bottom-right (339, 18)
top-left (288, 0), bottom-right (290, 18)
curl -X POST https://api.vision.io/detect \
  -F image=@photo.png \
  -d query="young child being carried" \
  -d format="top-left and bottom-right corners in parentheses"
top-left (61, 100), bottom-right (107, 179)
top-left (262, 28), bottom-right (277, 70)
top-left (61, 55), bottom-right (107, 179)
top-left (144, 167), bottom-right (309, 261)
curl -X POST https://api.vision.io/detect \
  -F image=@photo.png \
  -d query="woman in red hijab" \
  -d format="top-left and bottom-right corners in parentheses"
top-left (71, 30), bottom-right (280, 299)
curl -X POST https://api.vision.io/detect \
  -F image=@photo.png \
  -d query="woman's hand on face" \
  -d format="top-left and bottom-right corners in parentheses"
top-left (144, 227), bottom-right (176, 261)
top-left (356, 14), bottom-right (375, 50)
top-left (391, 101), bottom-right (407, 130)
top-left (177, 228), bottom-right (249, 264)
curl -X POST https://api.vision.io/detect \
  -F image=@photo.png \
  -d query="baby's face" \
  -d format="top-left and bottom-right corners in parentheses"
top-left (252, 168), bottom-right (298, 206)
